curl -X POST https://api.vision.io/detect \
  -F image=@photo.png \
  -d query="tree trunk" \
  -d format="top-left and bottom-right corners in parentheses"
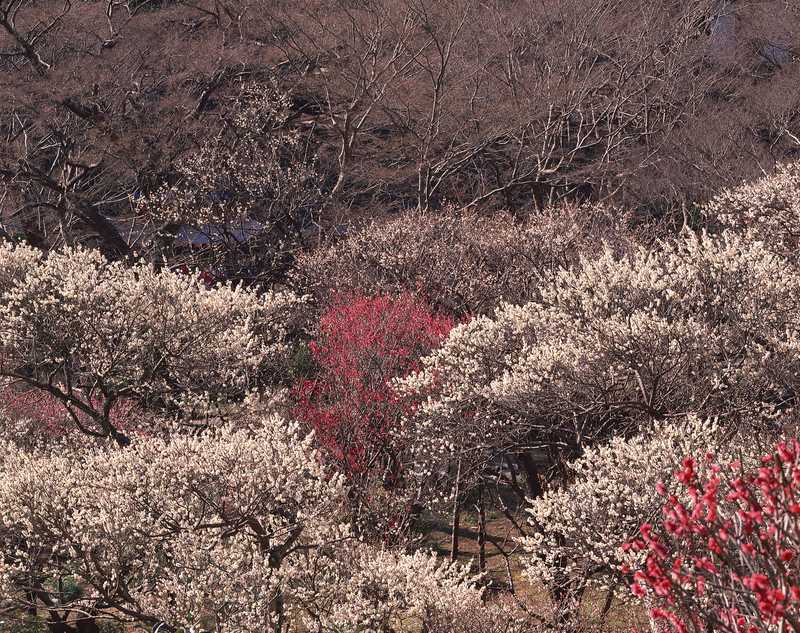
top-left (75, 616), bottom-right (100, 633)
top-left (476, 486), bottom-right (486, 573)
top-left (450, 458), bottom-right (462, 561)
top-left (46, 614), bottom-right (78, 633)
top-left (71, 198), bottom-right (131, 261)
top-left (518, 451), bottom-right (543, 498)
top-left (417, 164), bottom-right (431, 211)
top-left (273, 590), bottom-right (285, 633)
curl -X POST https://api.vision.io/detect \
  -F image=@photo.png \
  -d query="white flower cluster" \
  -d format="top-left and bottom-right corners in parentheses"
top-left (397, 230), bottom-right (800, 506)
top-left (0, 417), bottom-right (341, 630)
top-left (0, 416), bottom-right (483, 632)
top-left (0, 242), bottom-right (305, 437)
top-left (519, 416), bottom-right (760, 594)
top-left (137, 82), bottom-right (320, 230)
top-left (294, 546), bottom-right (486, 633)
top-left (703, 161), bottom-right (800, 260)
top-left (293, 203), bottom-right (637, 314)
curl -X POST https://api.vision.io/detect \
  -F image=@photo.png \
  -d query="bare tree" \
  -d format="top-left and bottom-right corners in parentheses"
top-left (0, 0), bottom-right (71, 72)
top-left (263, 0), bottom-right (437, 203)
top-left (376, 0), bottom-right (730, 211)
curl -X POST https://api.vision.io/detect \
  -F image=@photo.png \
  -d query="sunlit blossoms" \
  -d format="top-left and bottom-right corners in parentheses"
top-left (0, 414), bottom-right (495, 633)
top-left (520, 417), bottom-right (765, 613)
top-left (626, 438), bottom-right (800, 632)
top-left (137, 82), bottom-right (320, 230)
top-left (703, 161), bottom-right (800, 260)
top-left (0, 417), bottom-right (345, 630)
top-left (3, 150), bottom-right (800, 633)
top-left (0, 243), bottom-right (306, 442)
top-left (397, 230), bottom-right (800, 508)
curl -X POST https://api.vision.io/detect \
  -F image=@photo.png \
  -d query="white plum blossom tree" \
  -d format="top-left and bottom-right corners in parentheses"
top-left (397, 229), bottom-right (800, 509)
top-left (703, 160), bottom-right (800, 259)
top-left (0, 415), bottom-right (490, 633)
top-left (136, 81), bottom-right (322, 286)
top-left (0, 242), bottom-right (306, 443)
top-left (519, 416), bottom-right (764, 620)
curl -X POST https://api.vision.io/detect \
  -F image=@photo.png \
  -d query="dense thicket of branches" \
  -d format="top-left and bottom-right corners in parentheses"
top-left (1, 0), bottom-right (798, 266)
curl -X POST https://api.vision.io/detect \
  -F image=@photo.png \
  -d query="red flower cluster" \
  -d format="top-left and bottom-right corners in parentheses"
top-left (292, 293), bottom-right (454, 482)
top-left (625, 441), bottom-right (800, 633)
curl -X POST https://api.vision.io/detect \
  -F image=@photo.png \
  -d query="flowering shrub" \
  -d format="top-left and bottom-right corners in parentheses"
top-left (521, 418), bottom-right (729, 606)
top-left (0, 242), bottom-right (306, 443)
top-left (0, 416), bottom-right (488, 633)
top-left (626, 439), bottom-right (800, 632)
top-left (397, 230), bottom-right (800, 508)
top-left (136, 82), bottom-right (321, 286)
top-left (295, 547), bottom-right (487, 633)
top-left (703, 161), bottom-right (800, 260)
top-left (0, 416), bottom-right (348, 631)
top-left (420, 595), bottom-right (531, 633)
top-left (292, 294), bottom-right (453, 537)
top-left (293, 203), bottom-right (639, 315)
